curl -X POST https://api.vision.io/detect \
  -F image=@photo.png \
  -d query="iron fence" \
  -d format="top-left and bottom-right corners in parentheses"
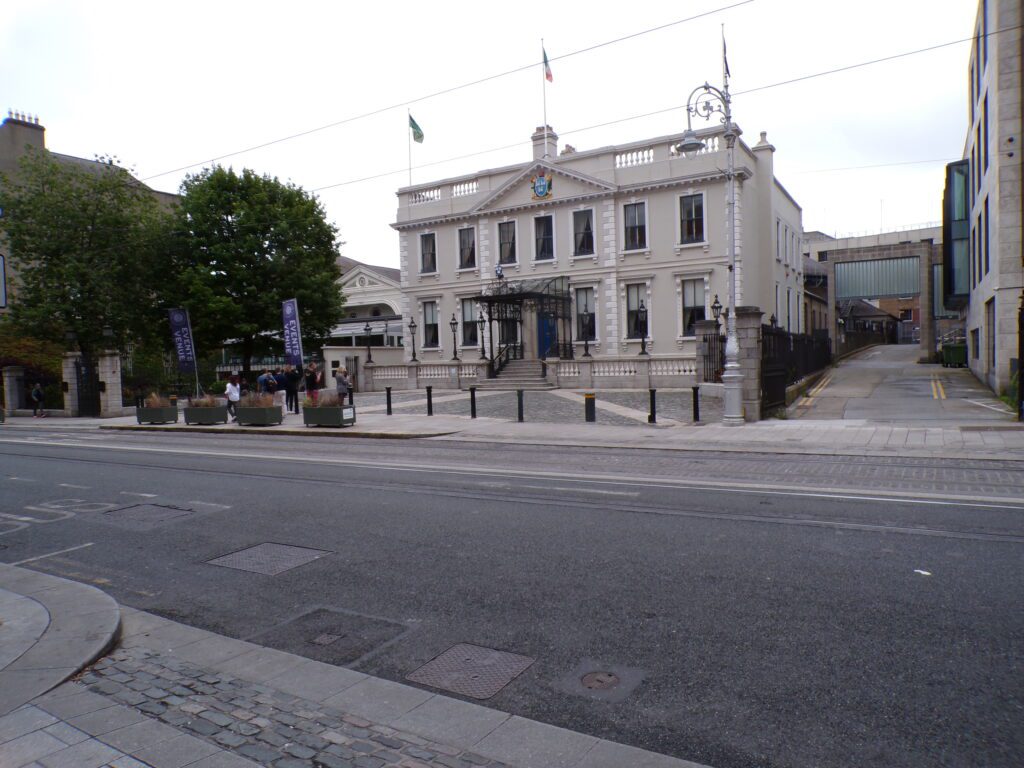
top-left (761, 326), bottom-right (832, 415)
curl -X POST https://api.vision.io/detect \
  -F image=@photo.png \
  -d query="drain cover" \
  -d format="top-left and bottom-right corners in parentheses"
top-left (312, 633), bottom-right (342, 646)
top-left (581, 671), bottom-right (619, 690)
top-left (406, 643), bottom-right (534, 700)
top-left (207, 543), bottom-right (331, 575)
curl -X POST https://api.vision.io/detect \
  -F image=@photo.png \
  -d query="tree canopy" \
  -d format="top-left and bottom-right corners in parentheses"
top-left (0, 149), bottom-right (170, 360)
top-left (169, 166), bottom-right (345, 372)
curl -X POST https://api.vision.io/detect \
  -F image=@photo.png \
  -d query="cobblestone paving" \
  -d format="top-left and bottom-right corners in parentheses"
top-left (80, 647), bottom-right (509, 768)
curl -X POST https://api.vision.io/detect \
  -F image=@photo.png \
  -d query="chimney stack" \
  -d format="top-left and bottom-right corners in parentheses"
top-left (531, 125), bottom-right (557, 161)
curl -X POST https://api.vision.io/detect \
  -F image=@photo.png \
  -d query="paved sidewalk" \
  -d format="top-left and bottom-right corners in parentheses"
top-left (0, 565), bottom-right (705, 768)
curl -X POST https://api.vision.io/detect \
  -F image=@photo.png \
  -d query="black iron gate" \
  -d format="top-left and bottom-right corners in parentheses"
top-left (75, 358), bottom-right (101, 417)
top-left (701, 329), bottom-right (725, 383)
top-left (761, 325), bottom-right (788, 415)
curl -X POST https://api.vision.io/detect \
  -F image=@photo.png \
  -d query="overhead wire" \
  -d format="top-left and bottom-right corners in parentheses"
top-left (140, 0), bottom-right (755, 181)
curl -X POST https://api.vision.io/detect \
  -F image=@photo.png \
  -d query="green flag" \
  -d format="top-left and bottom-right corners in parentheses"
top-left (409, 114), bottom-right (424, 144)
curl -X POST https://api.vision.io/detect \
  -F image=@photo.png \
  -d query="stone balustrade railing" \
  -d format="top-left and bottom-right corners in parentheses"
top-left (363, 356), bottom-right (697, 392)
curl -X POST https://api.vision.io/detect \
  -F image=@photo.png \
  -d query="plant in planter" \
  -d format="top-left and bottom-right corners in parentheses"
top-left (184, 394), bottom-right (228, 425)
top-left (302, 391), bottom-right (356, 427)
top-left (136, 392), bottom-right (179, 424)
top-left (234, 392), bottom-right (283, 426)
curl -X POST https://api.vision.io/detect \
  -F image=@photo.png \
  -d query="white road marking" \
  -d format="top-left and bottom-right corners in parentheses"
top-left (8, 542), bottom-right (94, 566)
top-left (120, 492), bottom-right (158, 498)
top-left (2, 436), bottom-right (1024, 510)
top-left (59, 483), bottom-right (90, 489)
top-left (965, 399), bottom-right (1015, 414)
top-left (914, 569), bottom-right (932, 576)
top-left (521, 485), bottom-right (639, 497)
top-left (8, 477), bottom-right (36, 482)
top-left (187, 501), bottom-right (231, 510)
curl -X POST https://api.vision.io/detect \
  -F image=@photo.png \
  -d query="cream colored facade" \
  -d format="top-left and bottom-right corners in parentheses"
top-left (963, 0), bottom-right (1022, 394)
top-left (392, 125), bottom-right (803, 366)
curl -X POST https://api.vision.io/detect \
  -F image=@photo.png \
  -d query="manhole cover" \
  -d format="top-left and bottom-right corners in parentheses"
top-left (406, 643), bottom-right (534, 700)
top-left (581, 671), bottom-right (619, 690)
top-left (103, 504), bottom-right (193, 529)
top-left (207, 543), bottom-right (331, 575)
top-left (248, 609), bottom-right (406, 665)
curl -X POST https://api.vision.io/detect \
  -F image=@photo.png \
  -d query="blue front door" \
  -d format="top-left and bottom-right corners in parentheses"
top-left (537, 314), bottom-right (556, 358)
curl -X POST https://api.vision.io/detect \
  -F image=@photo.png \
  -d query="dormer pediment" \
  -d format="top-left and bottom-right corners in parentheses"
top-left (338, 265), bottom-right (401, 291)
top-left (470, 161), bottom-right (617, 215)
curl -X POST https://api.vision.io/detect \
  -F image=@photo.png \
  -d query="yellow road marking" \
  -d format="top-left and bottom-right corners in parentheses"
top-left (937, 380), bottom-right (946, 400)
top-left (931, 380), bottom-right (938, 399)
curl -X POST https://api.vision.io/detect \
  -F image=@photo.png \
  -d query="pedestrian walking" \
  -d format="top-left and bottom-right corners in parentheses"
top-left (335, 367), bottom-right (350, 405)
top-left (225, 375), bottom-right (240, 421)
top-left (273, 368), bottom-right (287, 409)
top-left (285, 365), bottom-right (302, 414)
top-left (304, 363), bottom-right (322, 407)
top-left (30, 382), bottom-right (45, 417)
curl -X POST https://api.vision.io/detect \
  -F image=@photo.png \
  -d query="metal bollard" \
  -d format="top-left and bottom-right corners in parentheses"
top-left (426, 386), bottom-right (433, 416)
top-left (470, 386), bottom-right (477, 419)
top-left (692, 385), bottom-right (700, 423)
top-left (517, 389), bottom-right (524, 422)
top-left (385, 387), bottom-right (392, 415)
top-left (648, 388), bottom-right (657, 424)
top-left (584, 392), bottom-right (596, 422)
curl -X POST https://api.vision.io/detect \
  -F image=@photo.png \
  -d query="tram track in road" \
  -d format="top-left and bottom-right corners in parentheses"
top-left (2, 441), bottom-right (1024, 546)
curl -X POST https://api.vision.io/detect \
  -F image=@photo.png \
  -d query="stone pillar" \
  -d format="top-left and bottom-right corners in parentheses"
top-left (406, 360), bottom-right (420, 391)
top-left (578, 358), bottom-right (593, 389)
top-left (734, 306), bottom-right (764, 423)
top-left (61, 352), bottom-right (81, 416)
top-left (694, 319), bottom-right (720, 384)
top-left (363, 361), bottom-right (376, 392)
top-left (97, 351), bottom-right (123, 417)
top-left (2, 366), bottom-right (25, 415)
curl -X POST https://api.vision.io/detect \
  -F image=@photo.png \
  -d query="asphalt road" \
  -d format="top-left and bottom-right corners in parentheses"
top-left (1, 429), bottom-right (1021, 768)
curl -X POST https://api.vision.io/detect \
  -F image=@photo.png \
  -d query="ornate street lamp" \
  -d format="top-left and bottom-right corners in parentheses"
top-left (677, 76), bottom-right (743, 425)
top-left (449, 313), bottom-right (460, 361)
top-left (478, 310), bottom-right (487, 360)
top-left (363, 321), bottom-right (373, 364)
top-left (769, 313), bottom-right (778, 328)
top-left (408, 318), bottom-right (418, 362)
top-left (637, 300), bottom-right (649, 356)
top-left (711, 294), bottom-right (723, 328)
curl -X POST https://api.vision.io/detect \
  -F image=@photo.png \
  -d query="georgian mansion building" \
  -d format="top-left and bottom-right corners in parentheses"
top-left (391, 124), bottom-right (803, 383)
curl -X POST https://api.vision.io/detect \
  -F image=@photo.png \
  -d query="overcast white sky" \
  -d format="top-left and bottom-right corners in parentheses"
top-left (3, 0), bottom-right (977, 269)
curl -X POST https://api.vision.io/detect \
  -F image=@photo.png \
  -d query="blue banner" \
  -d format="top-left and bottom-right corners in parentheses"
top-left (168, 308), bottom-right (197, 374)
top-left (282, 298), bottom-right (304, 367)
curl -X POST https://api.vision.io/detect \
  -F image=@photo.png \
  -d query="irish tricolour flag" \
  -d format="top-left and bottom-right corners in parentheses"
top-left (542, 47), bottom-right (553, 82)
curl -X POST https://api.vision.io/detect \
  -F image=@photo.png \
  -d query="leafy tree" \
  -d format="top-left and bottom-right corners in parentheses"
top-left (0, 149), bottom-right (171, 361)
top-left (169, 166), bottom-right (345, 373)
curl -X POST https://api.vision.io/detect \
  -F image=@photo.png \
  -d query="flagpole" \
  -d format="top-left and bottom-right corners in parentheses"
top-left (541, 39), bottom-right (549, 159)
top-left (407, 109), bottom-right (412, 186)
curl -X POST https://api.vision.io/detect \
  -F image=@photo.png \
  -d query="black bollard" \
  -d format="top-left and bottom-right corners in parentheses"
top-left (584, 392), bottom-right (596, 422)
top-left (470, 386), bottom-right (477, 419)
top-left (517, 389), bottom-right (524, 422)
top-left (648, 388), bottom-right (656, 424)
top-left (692, 385), bottom-right (700, 423)
top-left (385, 387), bottom-right (392, 415)
top-left (426, 385), bottom-right (433, 416)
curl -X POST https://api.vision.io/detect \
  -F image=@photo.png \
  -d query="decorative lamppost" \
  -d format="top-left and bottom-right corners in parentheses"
top-left (408, 318), bottom-right (418, 362)
top-left (677, 77), bottom-right (743, 425)
top-left (449, 313), bottom-right (460, 361)
top-left (478, 310), bottom-right (487, 360)
top-left (363, 321), bottom-right (373, 364)
top-left (637, 300), bottom-right (649, 356)
top-left (711, 294), bottom-right (723, 330)
top-left (581, 293), bottom-right (592, 358)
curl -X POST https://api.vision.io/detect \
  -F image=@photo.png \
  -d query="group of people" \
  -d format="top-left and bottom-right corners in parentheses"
top-left (223, 362), bottom-right (352, 420)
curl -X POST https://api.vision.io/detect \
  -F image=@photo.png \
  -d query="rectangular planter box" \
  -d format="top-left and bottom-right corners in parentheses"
top-left (184, 405), bottom-right (229, 425)
top-left (302, 405), bottom-right (356, 428)
top-left (235, 405), bottom-right (283, 426)
top-left (137, 406), bottom-right (178, 424)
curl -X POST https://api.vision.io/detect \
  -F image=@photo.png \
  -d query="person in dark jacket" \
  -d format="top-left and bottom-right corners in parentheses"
top-left (303, 363), bottom-right (322, 406)
top-left (31, 383), bottom-right (45, 417)
top-left (284, 365), bottom-right (303, 414)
